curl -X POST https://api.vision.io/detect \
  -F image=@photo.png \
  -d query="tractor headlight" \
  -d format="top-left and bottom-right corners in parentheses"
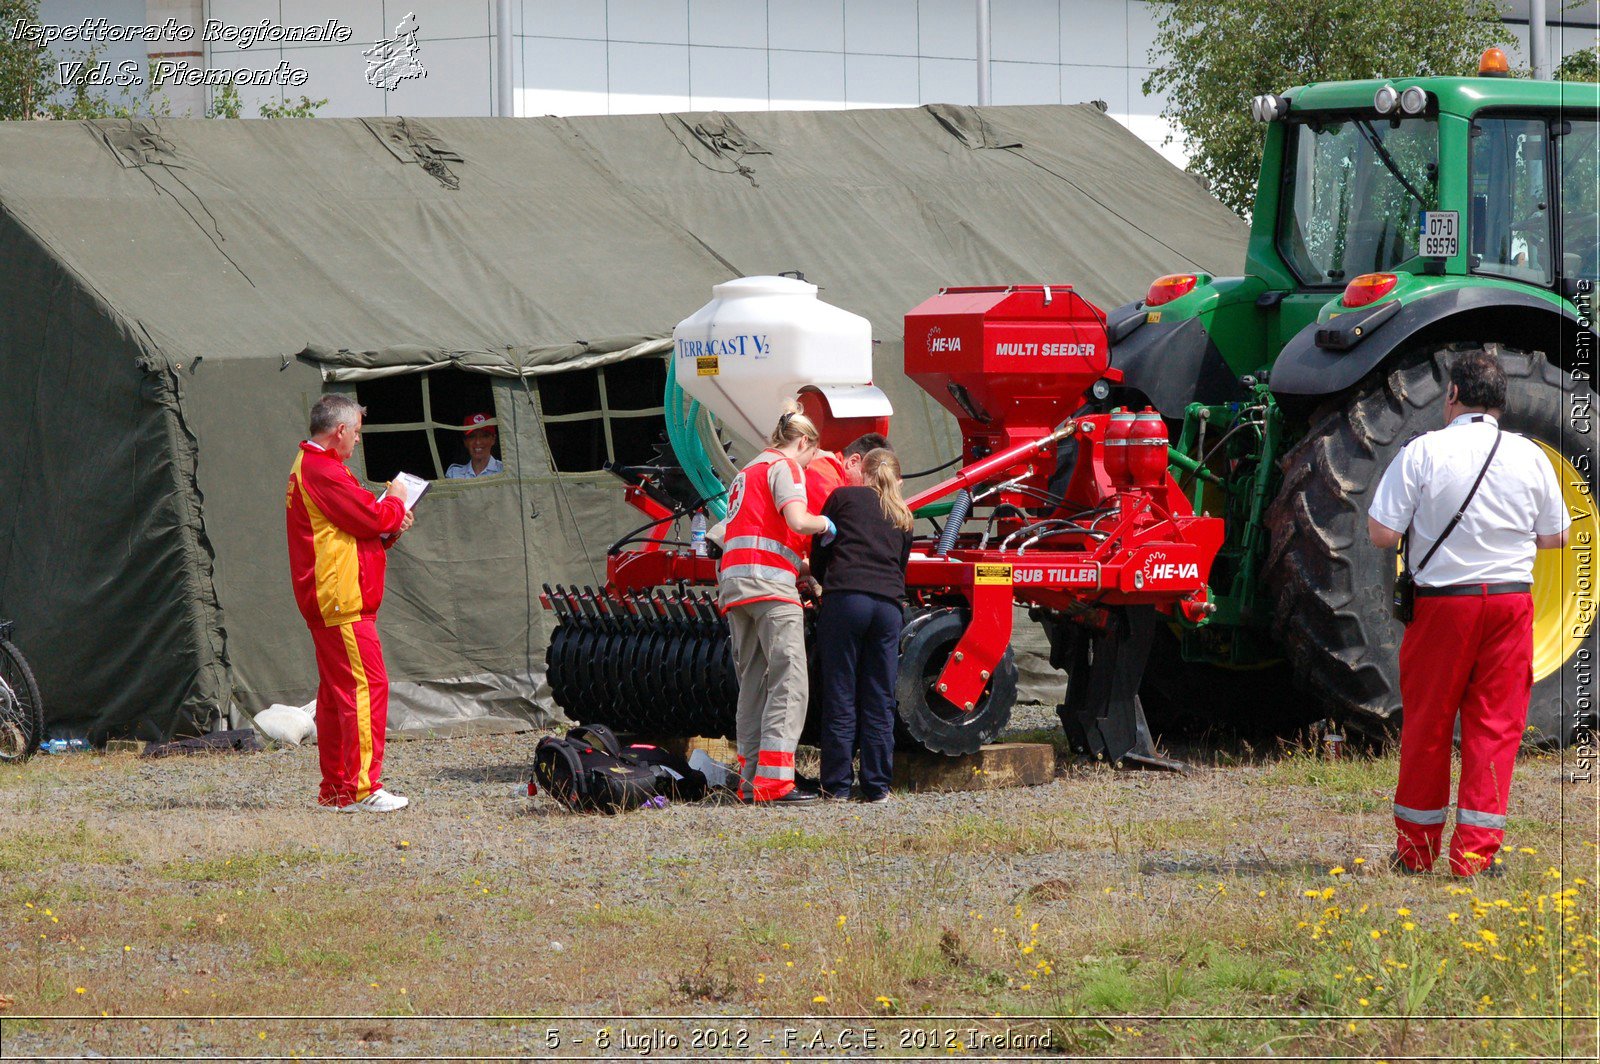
top-left (1399, 85), bottom-right (1428, 115)
top-left (1374, 85), bottom-right (1398, 115)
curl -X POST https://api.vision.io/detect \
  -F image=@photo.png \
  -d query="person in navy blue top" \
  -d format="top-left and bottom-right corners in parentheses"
top-left (810, 448), bottom-right (915, 802)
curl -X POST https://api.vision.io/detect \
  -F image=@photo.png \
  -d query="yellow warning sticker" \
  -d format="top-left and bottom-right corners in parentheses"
top-left (974, 563), bottom-right (1013, 585)
top-left (1145, 311), bottom-right (1162, 324)
top-left (696, 355), bottom-right (719, 376)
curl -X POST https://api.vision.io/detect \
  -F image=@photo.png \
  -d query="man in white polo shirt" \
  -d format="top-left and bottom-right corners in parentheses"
top-left (1368, 351), bottom-right (1570, 877)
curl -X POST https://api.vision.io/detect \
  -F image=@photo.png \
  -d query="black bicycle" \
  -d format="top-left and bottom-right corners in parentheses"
top-left (0, 620), bottom-right (43, 761)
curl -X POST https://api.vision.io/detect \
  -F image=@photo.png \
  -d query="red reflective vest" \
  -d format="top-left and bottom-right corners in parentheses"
top-left (719, 449), bottom-right (809, 609)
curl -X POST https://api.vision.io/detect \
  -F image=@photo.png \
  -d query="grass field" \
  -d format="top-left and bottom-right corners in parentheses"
top-left (0, 730), bottom-right (1594, 1059)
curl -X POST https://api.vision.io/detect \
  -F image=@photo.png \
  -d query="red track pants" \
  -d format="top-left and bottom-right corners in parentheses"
top-left (309, 619), bottom-right (388, 807)
top-left (1393, 590), bottom-right (1533, 876)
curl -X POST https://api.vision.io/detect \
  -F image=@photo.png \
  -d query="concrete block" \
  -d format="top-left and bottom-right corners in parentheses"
top-left (892, 742), bottom-right (1056, 793)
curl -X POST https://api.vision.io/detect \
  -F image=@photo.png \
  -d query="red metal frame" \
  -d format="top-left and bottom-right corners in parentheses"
top-left (568, 284), bottom-right (1226, 724)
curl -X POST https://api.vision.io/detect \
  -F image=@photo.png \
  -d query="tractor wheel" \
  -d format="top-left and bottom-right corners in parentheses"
top-left (1264, 343), bottom-right (1596, 747)
top-left (895, 608), bottom-right (1017, 755)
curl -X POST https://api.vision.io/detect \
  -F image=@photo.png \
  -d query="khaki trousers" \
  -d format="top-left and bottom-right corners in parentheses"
top-left (725, 599), bottom-right (807, 800)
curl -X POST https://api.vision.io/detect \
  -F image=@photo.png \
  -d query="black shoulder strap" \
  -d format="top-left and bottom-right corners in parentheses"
top-left (1411, 427), bottom-right (1502, 576)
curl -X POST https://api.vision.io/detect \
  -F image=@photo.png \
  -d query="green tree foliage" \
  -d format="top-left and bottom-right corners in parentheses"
top-left (1144, 0), bottom-right (1513, 215)
top-left (1556, 46), bottom-right (1599, 83)
top-left (0, 0), bottom-right (52, 118)
top-left (5, 1), bottom-right (324, 121)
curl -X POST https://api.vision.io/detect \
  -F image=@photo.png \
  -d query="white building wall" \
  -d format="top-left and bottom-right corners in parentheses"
top-left (28, 0), bottom-right (1600, 168)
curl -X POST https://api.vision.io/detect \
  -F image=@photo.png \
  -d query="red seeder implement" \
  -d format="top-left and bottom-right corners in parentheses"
top-left (543, 285), bottom-right (1223, 764)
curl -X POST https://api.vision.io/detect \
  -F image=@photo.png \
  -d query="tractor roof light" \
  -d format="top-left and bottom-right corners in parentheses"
top-left (1250, 94), bottom-right (1289, 123)
top-left (1374, 85), bottom-right (1398, 114)
top-left (1479, 47), bottom-right (1511, 77)
top-left (1146, 274), bottom-right (1198, 307)
top-left (1341, 273), bottom-right (1398, 308)
top-left (1399, 85), bottom-right (1428, 115)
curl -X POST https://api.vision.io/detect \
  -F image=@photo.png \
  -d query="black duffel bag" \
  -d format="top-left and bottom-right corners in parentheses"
top-left (531, 725), bottom-right (662, 814)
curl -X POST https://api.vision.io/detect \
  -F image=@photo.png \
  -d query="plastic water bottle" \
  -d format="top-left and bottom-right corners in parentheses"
top-left (690, 513), bottom-right (708, 556)
top-left (41, 739), bottom-right (86, 755)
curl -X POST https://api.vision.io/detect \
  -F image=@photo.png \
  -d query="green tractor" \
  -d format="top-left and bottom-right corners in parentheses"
top-left (1111, 54), bottom-right (1598, 746)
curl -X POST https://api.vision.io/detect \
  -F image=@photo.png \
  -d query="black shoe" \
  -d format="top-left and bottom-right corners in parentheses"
top-left (1389, 851), bottom-right (1428, 876)
top-left (859, 791), bottom-right (890, 804)
top-left (817, 787), bottom-right (853, 801)
top-left (766, 788), bottom-right (818, 804)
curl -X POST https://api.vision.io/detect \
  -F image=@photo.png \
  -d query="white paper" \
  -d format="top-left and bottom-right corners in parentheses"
top-left (379, 471), bottom-right (431, 513)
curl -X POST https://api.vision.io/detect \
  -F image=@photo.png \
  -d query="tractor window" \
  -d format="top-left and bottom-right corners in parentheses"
top-left (1278, 118), bottom-right (1438, 286)
top-left (1470, 117), bottom-right (1552, 287)
top-left (1560, 119), bottom-right (1599, 283)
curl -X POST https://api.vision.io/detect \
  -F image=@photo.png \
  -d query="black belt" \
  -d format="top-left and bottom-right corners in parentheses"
top-left (1416, 582), bottom-right (1532, 598)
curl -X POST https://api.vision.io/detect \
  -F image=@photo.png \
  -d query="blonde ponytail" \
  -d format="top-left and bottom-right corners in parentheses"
top-left (862, 448), bottom-right (914, 532)
top-left (768, 400), bottom-right (820, 448)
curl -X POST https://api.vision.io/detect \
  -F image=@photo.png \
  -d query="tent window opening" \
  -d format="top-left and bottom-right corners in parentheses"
top-left (354, 367), bottom-right (499, 482)
top-left (537, 356), bottom-right (667, 474)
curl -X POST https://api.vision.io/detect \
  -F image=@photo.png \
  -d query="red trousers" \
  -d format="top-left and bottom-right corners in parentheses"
top-left (309, 619), bottom-right (388, 806)
top-left (1394, 590), bottom-right (1533, 876)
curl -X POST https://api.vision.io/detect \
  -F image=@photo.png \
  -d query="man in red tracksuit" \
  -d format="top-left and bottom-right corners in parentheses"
top-left (1368, 352), bottom-right (1570, 877)
top-left (286, 394), bottom-right (415, 812)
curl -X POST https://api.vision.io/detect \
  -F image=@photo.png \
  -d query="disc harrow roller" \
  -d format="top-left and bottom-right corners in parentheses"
top-left (542, 584), bottom-right (737, 739)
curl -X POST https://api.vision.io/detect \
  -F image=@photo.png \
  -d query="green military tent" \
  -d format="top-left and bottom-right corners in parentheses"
top-left (0, 104), bottom-right (1245, 742)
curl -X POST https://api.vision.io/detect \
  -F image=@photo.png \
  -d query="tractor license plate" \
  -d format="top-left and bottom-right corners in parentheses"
top-left (1420, 211), bottom-right (1458, 258)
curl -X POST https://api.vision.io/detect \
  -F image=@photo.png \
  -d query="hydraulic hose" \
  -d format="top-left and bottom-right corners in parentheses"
top-left (934, 488), bottom-right (972, 557)
top-left (663, 357), bottom-right (729, 520)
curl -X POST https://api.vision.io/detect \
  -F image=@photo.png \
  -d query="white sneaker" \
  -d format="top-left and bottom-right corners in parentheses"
top-left (352, 789), bottom-right (409, 812)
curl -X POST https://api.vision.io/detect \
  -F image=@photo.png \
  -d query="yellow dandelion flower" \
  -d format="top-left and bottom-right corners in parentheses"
top-left (74, 987), bottom-right (85, 995)
top-left (1369, 930), bottom-right (1382, 940)
top-left (1329, 866), bottom-right (1346, 876)
top-left (812, 995), bottom-right (827, 1004)
top-left (1358, 997), bottom-right (1369, 1006)
top-left (1403, 922), bottom-right (1416, 931)
top-left (1396, 907), bottom-right (1411, 917)
top-left (1353, 857), bottom-right (1366, 865)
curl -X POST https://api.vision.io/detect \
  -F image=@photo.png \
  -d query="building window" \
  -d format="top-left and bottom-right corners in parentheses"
top-left (354, 368), bottom-right (499, 482)
top-left (537, 356), bottom-right (667, 474)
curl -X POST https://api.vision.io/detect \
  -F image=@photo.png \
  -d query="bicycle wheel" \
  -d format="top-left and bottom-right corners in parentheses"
top-left (0, 637), bottom-right (43, 761)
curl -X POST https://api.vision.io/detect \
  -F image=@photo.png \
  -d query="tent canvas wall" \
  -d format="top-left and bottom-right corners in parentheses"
top-left (0, 105), bottom-right (1246, 742)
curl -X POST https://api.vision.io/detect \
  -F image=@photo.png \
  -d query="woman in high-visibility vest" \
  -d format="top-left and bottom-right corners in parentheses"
top-left (717, 405), bottom-right (835, 803)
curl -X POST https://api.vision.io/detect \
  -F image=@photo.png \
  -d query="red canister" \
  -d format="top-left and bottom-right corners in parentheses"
top-left (1104, 411), bottom-right (1135, 488)
top-left (1128, 408), bottom-right (1170, 489)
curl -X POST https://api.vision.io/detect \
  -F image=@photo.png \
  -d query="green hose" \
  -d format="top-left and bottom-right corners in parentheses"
top-left (663, 356), bottom-right (728, 520)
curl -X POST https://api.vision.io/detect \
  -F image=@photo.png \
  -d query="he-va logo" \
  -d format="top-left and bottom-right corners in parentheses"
top-left (925, 325), bottom-right (961, 353)
top-left (1140, 550), bottom-right (1199, 582)
top-left (364, 12), bottom-right (426, 90)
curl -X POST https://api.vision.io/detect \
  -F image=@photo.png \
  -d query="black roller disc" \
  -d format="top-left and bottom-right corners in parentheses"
top-left (895, 609), bottom-right (1017, 756)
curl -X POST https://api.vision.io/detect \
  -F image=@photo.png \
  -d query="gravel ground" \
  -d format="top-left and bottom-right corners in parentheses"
top-left (0, 715), bottom-right (1590, 1060)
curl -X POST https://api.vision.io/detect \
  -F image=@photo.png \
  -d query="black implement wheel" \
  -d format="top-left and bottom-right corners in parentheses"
top-left (895, 609), bottom-right (1017, 756)
top-left (1264, 343), bottom-right (1596, 747)
top-left (0, 636), bottom-right (43, 762)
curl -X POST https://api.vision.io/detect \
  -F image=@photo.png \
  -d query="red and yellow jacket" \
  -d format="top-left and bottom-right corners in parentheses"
top-left (286, 443), bottom-right (407, 628)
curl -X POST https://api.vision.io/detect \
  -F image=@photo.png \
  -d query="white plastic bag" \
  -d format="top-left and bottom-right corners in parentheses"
top-left (253, 701), bottom-right (317, 746)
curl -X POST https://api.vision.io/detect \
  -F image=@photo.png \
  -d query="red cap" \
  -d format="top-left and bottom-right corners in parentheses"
top-left (463, 412), bottom-right (497, 437)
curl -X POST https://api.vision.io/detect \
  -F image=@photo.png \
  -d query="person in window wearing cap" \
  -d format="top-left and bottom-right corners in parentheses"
top-left (1367, 351), bottom-right (1570, 877)
top-left (447, 413), bottom-right (503, 479)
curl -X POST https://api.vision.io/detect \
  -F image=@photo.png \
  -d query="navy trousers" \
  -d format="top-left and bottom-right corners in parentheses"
top-left (816, 591), bottom-right (902, 798)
